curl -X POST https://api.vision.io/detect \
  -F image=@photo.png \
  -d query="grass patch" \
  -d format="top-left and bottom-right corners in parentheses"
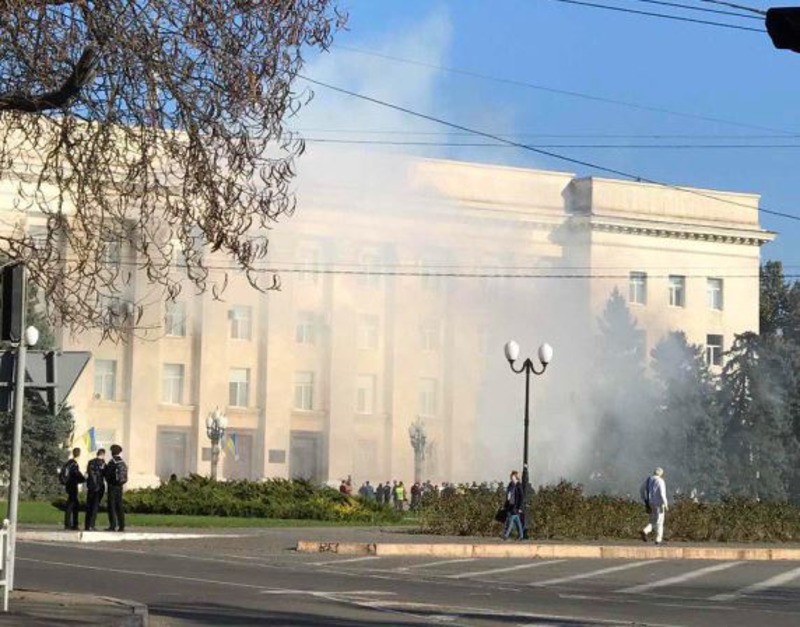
top-left (2, 500), bottom-right (416, 529)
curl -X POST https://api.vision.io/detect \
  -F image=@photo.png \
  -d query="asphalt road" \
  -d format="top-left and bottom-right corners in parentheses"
top-left (13, 534), bottom-right (800, 626)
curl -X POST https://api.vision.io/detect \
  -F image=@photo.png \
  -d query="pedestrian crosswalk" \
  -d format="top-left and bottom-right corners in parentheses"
top-left (305, 553), bottom-right (800, 608)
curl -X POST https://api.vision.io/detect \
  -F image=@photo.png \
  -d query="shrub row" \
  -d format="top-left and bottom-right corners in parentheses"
top-left (419, 481), bottom-right (800, 542)
top-left (53, 475), bottom-right (402, 523)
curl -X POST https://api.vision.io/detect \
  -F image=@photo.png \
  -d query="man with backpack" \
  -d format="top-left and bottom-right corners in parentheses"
top-left (60, 447), bottom-right (85, 531)
top-left (640, 467), bottom-right (669, 545)
top-left (84, 448), bottom-right (106, 531)
top-left (104, 444), bottom-right (128, 532)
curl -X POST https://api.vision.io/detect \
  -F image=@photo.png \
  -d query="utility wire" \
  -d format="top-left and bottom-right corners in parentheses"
top-left (629, 0), bottom-right (762, 19)
top-left (698, 0), bottom-right (766, 15)
top-left (297, 129), bottom-right (799, 139)
top-left (547, 0), bottom-right (765, 31)
top-left (297, 73), bottom-right (800, 223)
top-left (333, 46), bottom-right (792, 136)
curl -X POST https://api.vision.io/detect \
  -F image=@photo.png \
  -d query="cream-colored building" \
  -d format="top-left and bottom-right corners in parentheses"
top-left (60, 157), bottom-right (774, 487)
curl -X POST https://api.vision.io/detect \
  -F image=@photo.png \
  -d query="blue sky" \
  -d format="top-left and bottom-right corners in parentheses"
top-left (296, 0), bottom-right (800, 267)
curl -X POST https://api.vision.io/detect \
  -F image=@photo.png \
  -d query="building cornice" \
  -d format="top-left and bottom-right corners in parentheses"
top-left (567, 214), bottom-right (775, 247)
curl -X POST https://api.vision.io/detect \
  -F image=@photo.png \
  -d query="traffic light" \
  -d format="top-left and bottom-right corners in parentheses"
top-left (766, 7), bottom-right (800, 54)
top-left (1, 263), bottom-right (24, 342)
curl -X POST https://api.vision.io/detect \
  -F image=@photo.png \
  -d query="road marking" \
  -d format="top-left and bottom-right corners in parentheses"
top-left (310, 556), bottom-right (381, 566)
top-left (394, 558), bottom-right (477, 572)
top-left (617, 562), bottom-right (742, 594)
top-left (448, 559), bottom-right (566, 580)
top-left (531, 560), bottom-right (660, 587)
top-left (709, 565), bottom-right (800, 602)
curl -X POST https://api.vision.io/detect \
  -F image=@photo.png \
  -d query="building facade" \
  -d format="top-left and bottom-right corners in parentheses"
top-left (59, 157), bottom-right (774, 487)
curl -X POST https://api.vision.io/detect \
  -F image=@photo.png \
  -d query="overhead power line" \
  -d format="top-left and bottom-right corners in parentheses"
top-left (698, 0), bottom-right (766, 16)
top-left (298, 74), bottom-right (800, 224)
top-left (333, 46), bottom-right (793, 135)
top-left (547, 0), bottom-right (765, 32)
top-left (297, 129), bottom-right (798, 139)
top-left (629, 0), bottom-right (762, 19)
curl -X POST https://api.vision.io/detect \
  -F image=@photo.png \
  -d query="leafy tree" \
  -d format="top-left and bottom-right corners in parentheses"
top-left (719, 332), bottom-right (797, 500)
top-left (584, 289), bottom-right (655, 494)
top-left (0, 1), bottom-right (345, 338)
top-left (650, 331), bottom-right (727, 500)
top-left (760, 261), bottom-right (789, 338)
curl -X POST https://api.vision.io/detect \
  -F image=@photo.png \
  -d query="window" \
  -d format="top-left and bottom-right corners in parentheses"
top-left (162, 363), bottom-right (185, 404)
top-left (297, 247), bottom-right (320, 284)
top-left (94, 359), bottom-right (117, 401)
top-left (229, 368), bottom-right (250, 407)
top-left (230, 305), bottom-right (252, 340)
top-left (165, 301), bottom-right (187, 337)
top-left (706, 334), bottom-right (724, 367)
top-left (357, 251), bottom-right (382, 288)
top-left (355, 374), bottom-right (376, 414)
top-left (102, 241), bottom-right (121, 268)
top-left (707, 278), bottom-right (724, 311)
top-left (98, 294), bottom-right (121, 324)
top-left (629, 271), bottom-right (647, 305)
top-left (419, 378), bottom-right (438, 417)
top-left (668, 275), bottom-right (686, 307)
top-left (420, 320), bottom-right (441, 351)
top-left (294, 372), bottom-right (314, 410)
top-left (295, 312), bottom-right (316, 345)
top-left (357, 314), bottom-right (379, 350)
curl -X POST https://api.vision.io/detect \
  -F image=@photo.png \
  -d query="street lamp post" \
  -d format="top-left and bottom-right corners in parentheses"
top-left (504, 340), bottom-right (553, 538)
top-left (205, 407), bottom-right (228, 481)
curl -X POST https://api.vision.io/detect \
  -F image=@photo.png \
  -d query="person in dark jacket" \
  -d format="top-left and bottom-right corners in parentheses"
top-left (62, 447), bottom-right (85, 530)
top-left (502, 470), bottom-right (524, 541)
top-left (104, 444), bottom-right (128, 532)
top-left (84, 448), bottom-right (106, 531)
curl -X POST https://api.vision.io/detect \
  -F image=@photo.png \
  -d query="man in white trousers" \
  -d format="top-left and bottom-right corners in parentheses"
top-left (640, 467), bottom-right (668, 545)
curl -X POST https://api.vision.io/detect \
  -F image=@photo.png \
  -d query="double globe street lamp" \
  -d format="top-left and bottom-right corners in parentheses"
top-left (504, 340), bottom-right (553, 538)
top-left (205, 406), bottom-right (229, 481)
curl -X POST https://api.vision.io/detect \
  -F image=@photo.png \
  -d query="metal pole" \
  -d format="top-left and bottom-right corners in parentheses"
top-left (211, 439), bottom-right (219, 481)
top-left (521, 360), bottom-right (531, 539)
top-left (6, 265), bottom-right (27, 591)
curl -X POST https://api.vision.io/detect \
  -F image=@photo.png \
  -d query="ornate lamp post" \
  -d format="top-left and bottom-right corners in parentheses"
top-left (408, 417), bottom-right (428, 484)
top-left (205, 406), bottom-right (228, 481)
top-left (504, 340), bottom-right (553, 538)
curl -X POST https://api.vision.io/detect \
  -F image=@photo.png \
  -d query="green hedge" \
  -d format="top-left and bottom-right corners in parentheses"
top-left (419, 481), bottom-right (800, 542)
top-left (53, 475), bottom-right (402, 523)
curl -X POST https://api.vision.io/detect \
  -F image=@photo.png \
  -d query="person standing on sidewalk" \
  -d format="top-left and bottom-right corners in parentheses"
top-left (84, 448), bottom-right (106, 531)
top-left (104, 444), bottom-right (128, 532)
top-left (60, 447), bottom-right (85, 530)
top-left (502, 470), bottom-right (524, 541)
top-left (640, 467), bottom-right (669, 545)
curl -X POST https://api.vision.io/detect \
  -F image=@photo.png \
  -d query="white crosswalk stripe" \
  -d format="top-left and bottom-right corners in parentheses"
top-left (710, 565), bottom-right (800, 602)
top-left (394, 558), bottom-right (477, 572)
top-left (448, 560), bottom-right (566, 580)
top-left (310, 556), bottom-right (381, 566)
top-left (530, 560), bottom-right (661, 587)
top-left (617, 562), bottom-right (742, 594)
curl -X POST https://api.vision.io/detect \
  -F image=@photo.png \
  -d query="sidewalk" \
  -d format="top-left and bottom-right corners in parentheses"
top-left (17, 529), bottom-right (251, 543)
top-left (1, 590), bottom-right (147, 626)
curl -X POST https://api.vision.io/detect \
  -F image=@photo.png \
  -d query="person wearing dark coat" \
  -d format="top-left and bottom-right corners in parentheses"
top-left (84, 448), bottom-right (107, 531)
top-left (502, 470), bottom-right (524, 541)
top-left (104, 444), bottom-right (128, 532)
top-left (62, 447), bottom-right (85, 530)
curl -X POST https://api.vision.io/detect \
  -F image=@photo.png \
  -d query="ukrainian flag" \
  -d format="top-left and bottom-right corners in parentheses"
top-left (72, 427), bottom-right (96, 453)
top-left (225, 432), bottom-right (239, 462)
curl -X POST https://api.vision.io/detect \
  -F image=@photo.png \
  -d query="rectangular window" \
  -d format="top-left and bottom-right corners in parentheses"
top-left (629, 271), bottom-right (647, 305)
top-left (355, 374), bottom-right (376, 414)
top-left (102, 241), bottom-right (121, 268)
top-left (230, 305), bottom-right (252, 340)
top-left (297, 248), bottom-right (320, 285)
top-left (295, 311), bottom-right (316, 345)
top-left (165, 301), bottom-right (187, 337)
top-left (420, 320), bottom-right (441, 351)
top-left (668, 275), bottom-right (686, 308)
top-left (162, 363), bottom-right (185, 404)
top-left (229, 368), bottom-right (250, 407)
top-left (357, 252), bottom-right (382, 288)
top-left (419, 378), bottom-right (438, 417)
top-left (294, 372), bottom-right (314, 411)
top-left (707, 278), bottom-right (724, 311)
top-left (706, 334), bottom-right (724, 367)
top-left (94, 359), bottom-right (117, 401)
top-left (357, 314), bottom-right (379, 350)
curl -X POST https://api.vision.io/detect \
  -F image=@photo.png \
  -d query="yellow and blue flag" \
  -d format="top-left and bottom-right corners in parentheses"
top-left (225, 432), bottom-right (239, 462)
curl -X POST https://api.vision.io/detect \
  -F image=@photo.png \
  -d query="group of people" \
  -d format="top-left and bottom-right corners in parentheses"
top-left (61, 444), bottom-right (129, 532)
top-left (500, 467), bottom-right (670, 543)
top-left (341, 478), bottom-right (453, 511)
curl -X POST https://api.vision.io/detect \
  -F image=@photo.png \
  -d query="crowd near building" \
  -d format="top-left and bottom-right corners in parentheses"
top-left (59, 155), bottom-right (774, 488)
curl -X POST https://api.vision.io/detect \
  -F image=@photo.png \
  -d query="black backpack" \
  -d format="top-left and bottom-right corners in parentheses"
top-left (110, 458), bottom-right (128, 486)
top-left (86, 460), bottom-right (105, 491)
top-left (58, 459), bottom-right (74, 486)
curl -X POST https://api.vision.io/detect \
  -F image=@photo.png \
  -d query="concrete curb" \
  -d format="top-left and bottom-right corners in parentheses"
top-left (19, 530), bottom-right (249, 543)
top-left (7, 589), bottom-right (148, 626)
top-left (296, 541), bottom-right (800, 561)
